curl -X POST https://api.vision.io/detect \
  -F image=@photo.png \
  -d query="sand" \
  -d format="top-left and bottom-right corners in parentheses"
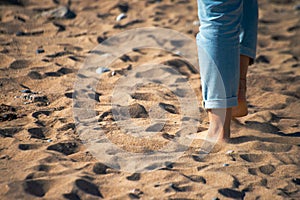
top-left (0, 0), bottom-right (300, 199)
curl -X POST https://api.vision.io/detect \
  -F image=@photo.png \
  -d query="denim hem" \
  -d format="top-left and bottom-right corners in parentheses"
top-left (240, 45), bottom-right (256, 65)
top-left (203, 97), bottom-right (238, 109)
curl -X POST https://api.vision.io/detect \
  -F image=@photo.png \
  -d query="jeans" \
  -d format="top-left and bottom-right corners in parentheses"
top-left (196, 0), bottom-right (258, 109)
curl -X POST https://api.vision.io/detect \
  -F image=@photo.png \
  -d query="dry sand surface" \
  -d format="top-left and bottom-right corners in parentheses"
top-left (1, 0), bottom-right (300, 199)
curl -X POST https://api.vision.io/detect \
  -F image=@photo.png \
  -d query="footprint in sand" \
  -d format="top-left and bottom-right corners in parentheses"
top-left (27, 71), bottom-right (44, 80)
top-left (74, 179), bottom-right (103, 198)
top-left (28, 127), bottom-right (48, 139)
top-left (44, 67), bottom-right (74, 77)
top-left (0, 127), bottom-right (20, 137)
top-left (218, 188), bottom-right (244, 199)
top-left (253, 142), bottom-right (293, 152)
top-left (93, 162), bottom-right (109, 175)
top-left (126, 173), bottom-right (141, 181)
top-left (9, 59), bottom-right (31, 69)
top-left (240, 153), bottom-right (267, 163)
top-left (18, 143), bottom-right (41, 151)
top-left (23, 179), bottom-right (51, 197)
top-left (32, 164), bottom-right (52, 172)
top-left (47, 141), bottom-right (79, 156)
top-left (259, 164), bottom-right (276, 175)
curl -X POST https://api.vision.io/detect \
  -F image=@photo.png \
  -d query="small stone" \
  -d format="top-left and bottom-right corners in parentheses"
top-left (36, 48), bottom-right (45, 54)
top-left (111, 71), bottom-right (116, 76)
top-left (21, 89), bottom-right (31, 93)
top-left (225, 150), bottom-right (234, 155)
top-left (116, 13), bottom-right (127, 21)
top-left (192, 20), bottom-right (200, 26)
top-left (173, 50), bottom-right (182, 56)
top-left (223, 163), bottom-right (229, 167)
top-left (127, 64), bottom-right (132, 70)
top-left (47, 139), bottom-right (52, 142)
top-left (131, 188), bottom-right (142, 194)
top-left (16, 31), bottom-right (26, 36)
top-left (96, 67), bottom-right (110, 74)
top-left (97, 36), bottom-right (106, 43)
top-left (292, 178), bottom-right (300, 185)
top-left (129, 188), bottom-right (143, 199)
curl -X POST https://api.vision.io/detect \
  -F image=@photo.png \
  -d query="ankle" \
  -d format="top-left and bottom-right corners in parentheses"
top-left (207, 108), bottom-right (232, 141)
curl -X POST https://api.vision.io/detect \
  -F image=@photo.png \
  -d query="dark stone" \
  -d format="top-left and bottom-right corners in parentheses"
top-left (36, 48), bottom-right (45, 54)
top-left (292, 178), bottom-right (300, 185)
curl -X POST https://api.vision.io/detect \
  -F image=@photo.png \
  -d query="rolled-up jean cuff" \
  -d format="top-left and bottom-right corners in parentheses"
top-left (202, 97), bottom-right (238, 109)
top-left (240, 45), bottom-right (256, 65)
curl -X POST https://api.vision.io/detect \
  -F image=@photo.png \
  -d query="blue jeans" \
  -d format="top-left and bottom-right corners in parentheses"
top-left (196, 0), bottom-right (258, 109)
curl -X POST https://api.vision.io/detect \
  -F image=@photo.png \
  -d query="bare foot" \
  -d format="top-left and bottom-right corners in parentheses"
top-left (189, 108), bottom-right (232, 143)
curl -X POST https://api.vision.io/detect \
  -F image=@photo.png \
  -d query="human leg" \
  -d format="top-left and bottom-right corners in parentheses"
top-left (232, 55), bottom-right (250, 117)
top-left (232, 0), bottom-right (258, 117)
top-left (196, 0), bottom-right (243, 140)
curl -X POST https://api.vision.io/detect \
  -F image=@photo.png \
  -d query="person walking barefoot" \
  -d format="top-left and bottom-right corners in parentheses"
top-left (196, 0), bottom-right (258, 142)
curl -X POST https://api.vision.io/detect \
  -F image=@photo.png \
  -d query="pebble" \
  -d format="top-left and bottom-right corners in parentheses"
top-left (96, 67), bottom-right (110, 74)
top-left (294, 4), bottom-right (300, 10)
top-left (131, 188), bottom-right (142, 195)
top-left (21, 89), bottom-right (31, 93)
top-left (15, 31), bottom-right (26, 36)
top-left (111, 71), bottom-right (116, 76)
top-left (192, 20), bottom-right (200, 26)
top-left (36, 48), bottom-right (45, 54)
top-left (116, 13), bottom-right (127, 21)
top-left (129, 188), bottom-right (143, 199)
top-left (21, 93), bottom-right (48, 103)
top-left (212, 197), bottom-right (220, 200)
top-left (225, 150), bottom-right (234, 155)
top-left (47, 139), bottom-right (52, 142)
top-left (223, 163), bottom-right (229, 167)
top-left (292, 178), bottom-right (300, 185)
top-left (173, 50), bottom-right (182, 56)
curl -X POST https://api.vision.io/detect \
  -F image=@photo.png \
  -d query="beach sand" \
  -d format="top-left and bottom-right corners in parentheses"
top-left (0, 0), bottom-right (300, 199)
